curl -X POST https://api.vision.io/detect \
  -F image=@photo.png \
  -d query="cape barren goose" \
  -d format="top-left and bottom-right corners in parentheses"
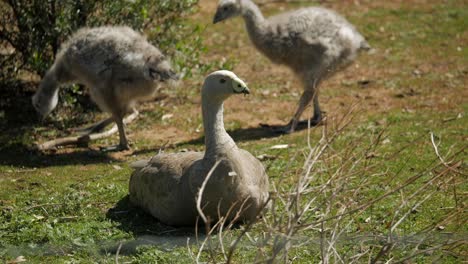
top-left (129, 70), bottom-right (269, 226)
top-left (32, 26), bottom-right (177, 151)
top-left (214, 0), bottom-right (370, 133)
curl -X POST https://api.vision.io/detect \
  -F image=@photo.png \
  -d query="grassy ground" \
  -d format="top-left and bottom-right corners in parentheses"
top-left (1, 0), bottom-right (467, 263)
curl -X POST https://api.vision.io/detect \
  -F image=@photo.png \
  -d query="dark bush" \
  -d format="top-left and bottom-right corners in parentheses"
top-left (0, 0), bottom-right (200, 86)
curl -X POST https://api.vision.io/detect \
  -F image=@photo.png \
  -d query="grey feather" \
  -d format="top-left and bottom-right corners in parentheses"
top-left (214, 0), bottom-right (370, 133)
top-left (129, 70), bottom-right (269, 226)
top-left (130, 159), bottom-right (150, 169)
top-left (31, 26), bottom-right (177, 150)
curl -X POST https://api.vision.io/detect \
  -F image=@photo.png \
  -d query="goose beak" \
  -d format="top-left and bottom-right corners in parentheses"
top-left (213, 9), bottom-right (231, 24)
top-left (32, 101), bottom-right (46, 122)
top-left (234, 85), bottom-right (250, 95)
top-left (150, 69), bottom-right (179, 81)
top-left (213, 11), bottom-right (223, 24)
top-left (232, 76), bottom-right (249, 95)
top-left (167, 70), bottom-right (180, 81)
top-left (35, 112), bottom-right (46, 123)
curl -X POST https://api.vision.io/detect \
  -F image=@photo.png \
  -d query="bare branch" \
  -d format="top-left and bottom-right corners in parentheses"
top-left (196, 159), bottom-right (222, 225)
top-left (35, 111), bottom-right (139, 150)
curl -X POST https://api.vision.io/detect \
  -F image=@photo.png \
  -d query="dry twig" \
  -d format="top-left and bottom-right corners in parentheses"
top-left (35, 111), bottom-right (139, 150)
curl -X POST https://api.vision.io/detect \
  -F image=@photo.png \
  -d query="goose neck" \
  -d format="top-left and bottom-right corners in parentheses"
top-left (241, 0), bottom-right (265, 28)
top-left (37, 66), bottom-right (60, 101)
top-left (202, 95), bottom-right (236, 159)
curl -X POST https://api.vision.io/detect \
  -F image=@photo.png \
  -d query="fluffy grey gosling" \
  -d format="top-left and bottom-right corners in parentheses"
top-left (214, 0), bottom-right (370, 133)
top-left (32, 26), bottom-right (177, 151)
top-left (129, 70), bottom-right (269, 226)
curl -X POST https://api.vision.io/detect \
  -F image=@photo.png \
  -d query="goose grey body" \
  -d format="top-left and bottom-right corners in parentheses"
top-left (129, 70), bottom-right (269, 226)
top-left (32, 26), bottom-right (177, 150)
top-left (214, 0), bottom-right (370, 133)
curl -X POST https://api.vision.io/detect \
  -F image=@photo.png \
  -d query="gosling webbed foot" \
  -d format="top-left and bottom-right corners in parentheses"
top-left (296, 117), bottom-right (322, 128)
top-left (260, 117), bottom-right (322, 134)
top-left (272, 124), bottom-right (295, 134)
top-left (260, 123), bottom-right (295, 134)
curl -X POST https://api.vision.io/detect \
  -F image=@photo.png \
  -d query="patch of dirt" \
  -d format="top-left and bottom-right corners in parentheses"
top-left (130, 0), bottom-right (466, 148)
top-left (9, 0), bottom-right (466, 157)
top-left (136, 125), bottom-right (192, 146)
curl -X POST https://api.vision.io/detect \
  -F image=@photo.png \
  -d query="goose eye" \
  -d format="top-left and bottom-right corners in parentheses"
top-left (220, 78), bottom-right (226, 84)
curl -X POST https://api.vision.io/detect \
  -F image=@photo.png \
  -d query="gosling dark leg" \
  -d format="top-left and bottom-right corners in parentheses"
top-left (274, 89), bottom-right (315, 134)
top-left (100, 115), bottom-right (130, 152)
top-left (74, 117), bottom-right (114, 135)
top-left (296, 93), bottom-right (322, 127)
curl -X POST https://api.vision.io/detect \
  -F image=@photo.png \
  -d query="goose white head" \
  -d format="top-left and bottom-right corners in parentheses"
top-left (202, 70), bottom-right (250, 101)
top-left (213, 0), bottom-right (242, 24)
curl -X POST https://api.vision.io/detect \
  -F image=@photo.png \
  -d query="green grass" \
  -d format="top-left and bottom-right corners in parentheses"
top-left (1, 0), bottom-right (467, 263)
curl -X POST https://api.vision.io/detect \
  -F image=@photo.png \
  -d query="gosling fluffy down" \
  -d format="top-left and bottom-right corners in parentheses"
top-left (32, 26), bottom-right (177, 150)
top-left (214, 0), bottom-right (370, 133)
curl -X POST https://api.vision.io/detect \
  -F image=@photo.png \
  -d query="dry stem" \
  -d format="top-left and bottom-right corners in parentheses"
top-left (35, 111), bottom-right (139, 150)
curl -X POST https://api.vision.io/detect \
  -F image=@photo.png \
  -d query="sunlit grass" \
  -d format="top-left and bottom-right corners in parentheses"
top-left (1, 0), bottom-right (467, 263)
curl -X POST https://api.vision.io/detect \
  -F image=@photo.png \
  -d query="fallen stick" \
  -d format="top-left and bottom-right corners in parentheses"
top-left (35, 111), bottom-right (139, 151)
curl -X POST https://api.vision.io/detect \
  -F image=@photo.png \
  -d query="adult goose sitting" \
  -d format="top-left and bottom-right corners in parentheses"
top-left (129, 70), bottom-right (270, 226)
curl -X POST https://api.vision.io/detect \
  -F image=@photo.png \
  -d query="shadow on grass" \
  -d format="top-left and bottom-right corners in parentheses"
top-left (131, 122), bottom-right (315, 156)
top-left (130, 125), bottom-right (279, 156)
top-left (0, 83), bottom-right (118, 168)
top-left (0, 147), bottom-right (118, 168)
top-left (0, 108), bottom-right (118, 168)
top-left (105, 196), bottom-right (199, 255)
top-left (185, 121), bottom-right (316, 145)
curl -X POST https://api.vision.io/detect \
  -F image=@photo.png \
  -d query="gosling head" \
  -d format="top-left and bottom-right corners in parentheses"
top-left (203, 70), bottom-right (250, 101)
top-left (146, 53), bottom-right (179, 82)
top-left (32, 86), bottom-right (59, 119)
top-left (213, 0), bottom-right (242, 24)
